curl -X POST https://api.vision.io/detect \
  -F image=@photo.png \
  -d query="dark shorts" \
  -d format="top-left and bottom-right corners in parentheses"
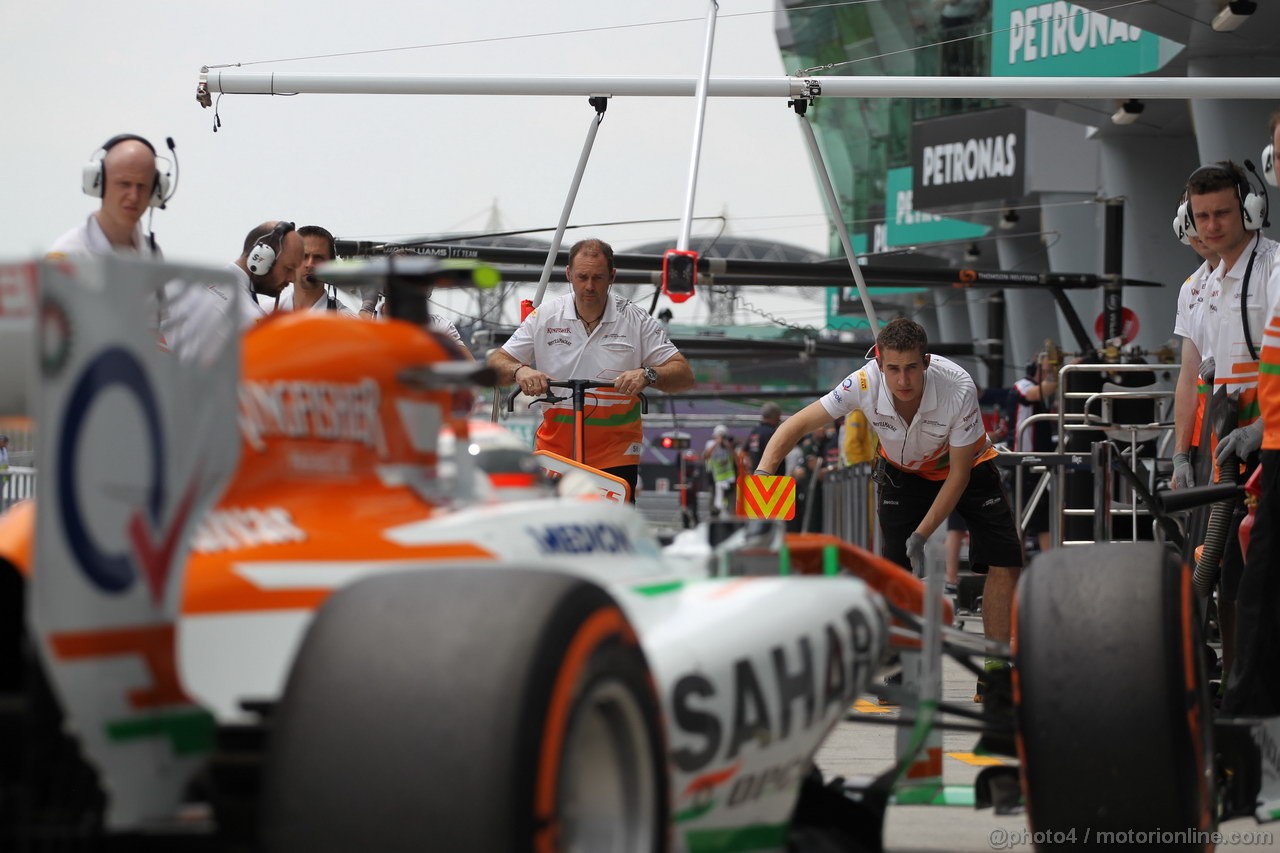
top-left (877, 460), bottom-right (1025, 574)
top-left (946, 511), bottom-right (967, 533)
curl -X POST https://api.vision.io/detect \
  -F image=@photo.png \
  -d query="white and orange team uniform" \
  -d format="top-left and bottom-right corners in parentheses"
top-left (47, 215), bottom-right (163, 259)
top-left (819, 354), bottom-right (998, 481)
top-left (1204, 234), bottom-right (1280, 429)
top-left (1173, 259), bottom-right (1216, 448)
top-left (501, 292), bottom-right (679, 470)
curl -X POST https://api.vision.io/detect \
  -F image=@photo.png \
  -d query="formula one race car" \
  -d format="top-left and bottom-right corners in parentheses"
top-left (0, 256), bottom-right (1273, 852)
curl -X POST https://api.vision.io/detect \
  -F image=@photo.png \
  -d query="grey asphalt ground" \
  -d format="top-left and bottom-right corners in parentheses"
top-left (816, 613), bottom-right (1280, 853)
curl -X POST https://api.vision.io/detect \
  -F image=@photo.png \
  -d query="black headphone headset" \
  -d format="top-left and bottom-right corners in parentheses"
top-left (1264, 139), bottom-right (1276, 188)
top-left (247, 221), bottom-right (296, 277)
top-left (1179, 162), bottom-right (1266, 239)
top-left (82, 134), bottom-right (171, 207)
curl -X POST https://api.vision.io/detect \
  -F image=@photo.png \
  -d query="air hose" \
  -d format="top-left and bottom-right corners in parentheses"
top-left (1193, 459), bottom-right (1237, 596)
top-left (1193, 386), bottom-right (1239, 596)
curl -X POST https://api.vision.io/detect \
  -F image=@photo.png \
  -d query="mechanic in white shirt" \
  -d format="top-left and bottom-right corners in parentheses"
top-left (48, 134), bottom-right (168, 260)
top-left (489, 238), bottom-right (695, 498)
top-left (1170, 208), bottom-right (1220, 490)
top-left (753, 318), bottom-right (1023, 700)
top-left (161, 221), bottom-right (301, 361)
top-left (1184, 162), bottom-right (1280, 689)
top-left (275, 225), bottom-right (354, 317)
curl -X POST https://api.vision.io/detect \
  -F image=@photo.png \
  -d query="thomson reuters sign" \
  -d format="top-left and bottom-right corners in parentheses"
top-left (911, 107), bottom-right (1025, 208)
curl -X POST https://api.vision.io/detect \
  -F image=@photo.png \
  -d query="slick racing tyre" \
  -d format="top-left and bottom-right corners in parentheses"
top-left (1013, 543), bottom-right (1214, 851)
top-left (260, 568), bottom-right (668, 853)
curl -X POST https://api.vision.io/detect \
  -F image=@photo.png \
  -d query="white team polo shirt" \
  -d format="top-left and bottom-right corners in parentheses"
top-left (48, 214), bottom-right (162, 259)
top-left (1172, 260), bottom-right (1215, 360)
top-left (1204, 233), bottom-right (1280, 402)
top-left (160, 263), bottom-right (270, 360)
top-left (819, 354), bottom-right (996, 481)
top-left (502, 292), bottom-right (679, 405)
top-left (501, 292), bottom-right (679, 468)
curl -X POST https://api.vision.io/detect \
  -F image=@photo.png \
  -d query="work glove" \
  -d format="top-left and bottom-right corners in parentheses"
top-left (906, 531), bottom-right (927, 578)
top-left (1172, 452), bottom-right (1194, 490)
top-left (1216, 419), bottom-right (1264, 466)
top-left (1198, 357), bottom-right (1216, 383)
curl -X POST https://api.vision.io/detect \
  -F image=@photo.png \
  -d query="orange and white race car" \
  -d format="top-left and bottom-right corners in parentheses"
top-left (0, 256), bottom-right (1257, 852)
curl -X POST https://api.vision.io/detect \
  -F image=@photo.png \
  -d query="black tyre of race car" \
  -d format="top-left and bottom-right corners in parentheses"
top-left (259, 568), bottom-right (668, 853)
top-left (1014, 543), bottom-right (1215, 850)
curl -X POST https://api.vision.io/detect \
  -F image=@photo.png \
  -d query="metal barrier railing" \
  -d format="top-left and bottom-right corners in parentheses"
top-left (821, 463), bottom-right (876, 551)
top-left (1, 466), bottom-right (36, 514)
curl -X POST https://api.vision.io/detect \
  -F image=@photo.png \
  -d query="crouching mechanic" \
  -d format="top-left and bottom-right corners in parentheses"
top-left (753, 318), bottom-right (1024, 700)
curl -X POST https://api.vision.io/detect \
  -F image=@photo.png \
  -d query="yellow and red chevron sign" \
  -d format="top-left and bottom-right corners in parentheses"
top-left (737, 475), bottom-right (796, 520)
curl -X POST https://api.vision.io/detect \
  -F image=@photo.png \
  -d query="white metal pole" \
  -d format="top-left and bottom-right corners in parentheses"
top-left (677, 0), bottom-right (719, 252)
top-left (796, 115), bottom-right (880, 333)
top-left (534, 106), bottom-right (606, 306)
top-left (199, 69), bottom-right (1280, 100)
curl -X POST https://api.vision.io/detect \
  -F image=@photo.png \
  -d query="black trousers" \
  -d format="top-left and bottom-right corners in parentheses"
top-left (1221, 449), bottom-right (1280, 716)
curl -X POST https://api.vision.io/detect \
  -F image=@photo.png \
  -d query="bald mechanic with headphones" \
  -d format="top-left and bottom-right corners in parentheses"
top-left (49, 133), bottom-right (172, 258)
top-left (160, 221), bottom-right (301, 360)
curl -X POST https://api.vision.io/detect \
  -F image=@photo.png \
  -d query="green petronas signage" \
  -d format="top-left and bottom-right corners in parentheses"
top-left (884, 167), bottom-right (989, 247)
top-left (991, 0), bottom-right (1183, 77)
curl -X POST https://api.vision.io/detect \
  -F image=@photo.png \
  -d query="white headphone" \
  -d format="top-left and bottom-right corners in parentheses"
top-left (247, 221), bottom-right (296, 277)
top-left (1172, 191), bottom-right (1192, 245)
top-left (1181, 163), bottom-right (1266, 239)
top-left (81, 134), bottom-right (171, 208)
top-left (1264, 142), bottom-right (1276, 188)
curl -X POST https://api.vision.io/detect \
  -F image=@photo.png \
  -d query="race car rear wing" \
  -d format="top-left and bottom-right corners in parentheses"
top-left (22, 256), bottom-right (241, 830)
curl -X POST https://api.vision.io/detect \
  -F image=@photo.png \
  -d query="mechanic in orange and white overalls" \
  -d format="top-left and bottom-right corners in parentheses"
top-left (489, 238), bottom-right (695, 499)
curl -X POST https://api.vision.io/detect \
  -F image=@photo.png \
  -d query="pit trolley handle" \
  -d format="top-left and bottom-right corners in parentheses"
top-left (505, 379), bottom-right (648, 464)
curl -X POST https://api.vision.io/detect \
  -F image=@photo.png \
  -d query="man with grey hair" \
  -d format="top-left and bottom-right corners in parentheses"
top-left (744, 402), bottom-right (783, 475)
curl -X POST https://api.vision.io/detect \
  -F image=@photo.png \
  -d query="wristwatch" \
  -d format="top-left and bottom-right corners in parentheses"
top-left (642, 366), bottom-right (658, 386)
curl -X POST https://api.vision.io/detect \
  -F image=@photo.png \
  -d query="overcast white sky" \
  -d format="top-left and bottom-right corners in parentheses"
top-left (0, 1), bottom-right (833, 327)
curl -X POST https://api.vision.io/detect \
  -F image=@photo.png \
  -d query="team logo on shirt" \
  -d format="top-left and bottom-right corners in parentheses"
top-left (547, 337), bottom-right (572, 347)
top-left (857, 371), bottom-right (868, 391)
top-left (831, 390), bottom-right (843, 404)
top-left (872, 420), bottom-right (897, 432)
top-left (546, 326), bottom-right (571, 334)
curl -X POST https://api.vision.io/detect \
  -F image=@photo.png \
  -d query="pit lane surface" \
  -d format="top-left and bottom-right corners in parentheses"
top-left (818, 615), bottom-right (1280, 853)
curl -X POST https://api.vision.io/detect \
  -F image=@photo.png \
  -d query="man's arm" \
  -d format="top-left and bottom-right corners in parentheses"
top-left (913, 437), bottom-right (981, 541)
top-left (754, 400), bottom-right (834, 475)
top-left (488, 347), bottom-right (551, 397)
top-left (1174, 337), bottom-right (1202, 455)
top-left (614, 353), bottom-right (695, 397)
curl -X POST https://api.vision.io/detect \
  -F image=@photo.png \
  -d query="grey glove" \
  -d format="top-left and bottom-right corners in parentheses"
top-left (1172, 451), bottom-right (1194, 490)
top-left (1198, 357), bottom-right (1216, 383)
top-left (906, 531), bottom-right (927, 578)
top-left (1216, 419), bottom-right (1264, 466)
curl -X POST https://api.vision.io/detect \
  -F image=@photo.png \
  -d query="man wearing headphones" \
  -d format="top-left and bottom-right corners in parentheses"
top-left (1185, 161), bottom-right (1279, 691)
top-left (161, 221), bottom-right (301, 359)
top-left (1221, 111), bottom-right (1280, 717)
top-left (49, 135), bottom-right (168, 258)
top-left (276, 225), bottom-right (354, 316)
